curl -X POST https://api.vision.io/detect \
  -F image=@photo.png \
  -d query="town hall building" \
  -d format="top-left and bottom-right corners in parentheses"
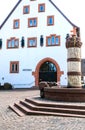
top-left (0, 0), bottom-right (80, 88)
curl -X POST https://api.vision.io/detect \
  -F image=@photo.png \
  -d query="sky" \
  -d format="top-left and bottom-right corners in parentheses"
top-left (0, 0), bottom-right (85, 57)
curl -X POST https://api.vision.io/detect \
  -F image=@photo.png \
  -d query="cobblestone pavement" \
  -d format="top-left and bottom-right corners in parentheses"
top-left (0, 90), bottom-right (85, 130)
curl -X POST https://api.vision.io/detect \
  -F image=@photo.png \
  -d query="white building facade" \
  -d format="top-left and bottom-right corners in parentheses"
top-left (0, 0), bottom-right (79, 88)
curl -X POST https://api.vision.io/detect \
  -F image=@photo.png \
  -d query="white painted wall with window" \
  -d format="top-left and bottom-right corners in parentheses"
top-left (0, 0), bottom-right (73, 88)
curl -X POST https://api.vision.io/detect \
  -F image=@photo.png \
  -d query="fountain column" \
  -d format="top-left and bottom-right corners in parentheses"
top-left (66, 32), bottom-right (82, 88)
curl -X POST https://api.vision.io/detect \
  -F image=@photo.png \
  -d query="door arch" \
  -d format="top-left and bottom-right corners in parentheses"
top-left (32, 57), bottom-right (64, 86)
top-left (39, 61), bottom-right (57, 82)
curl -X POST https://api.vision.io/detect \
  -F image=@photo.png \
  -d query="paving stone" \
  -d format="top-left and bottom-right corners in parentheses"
top-left (0, 90), bottom-right (85, 130)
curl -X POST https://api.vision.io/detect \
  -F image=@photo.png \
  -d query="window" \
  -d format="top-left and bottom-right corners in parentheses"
top-left (13, 19), bottom-right (20, 29)
top-left (38, 3), bottom-right (45, 12)
top-left (47, 16), bottom-right (54, 26)
top-left (10, 61), bottom-right (19, 73)
top-left (28, 37), bottom-right (37, 47)
top-left (23, 5), bottom-right (30, 14)
top-left (28, 18), bottom-right (37, 27)
top-left (7, 38), bottom-right (19, 49)
top-left (46, 34), bottom-right (60, 46)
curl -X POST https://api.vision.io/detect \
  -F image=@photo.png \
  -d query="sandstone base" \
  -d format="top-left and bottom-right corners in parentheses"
top-left (44, 87), bottom-right (85, 102)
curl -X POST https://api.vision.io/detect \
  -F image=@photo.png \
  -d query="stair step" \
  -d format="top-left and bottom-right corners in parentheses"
top-left (26, 109), bottom-right (85, 118)
top-left (14, 102), bottom-right (31, 114)
top-left (9, 105), bottom-right (25, 117)
top-left (9, 98), bottom-right (85, 118)
top-left (9, 104), bottom-right (85, 118)
top-left (25, 98), bottom-right (85, 110)
top-left (20, 100), bottom-right (85, 115)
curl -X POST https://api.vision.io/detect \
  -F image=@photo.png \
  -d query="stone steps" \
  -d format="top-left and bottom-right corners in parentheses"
top-left (9, 98), bottom-right (85, 118)
top-left (25, 98), bottom-right (85, 109)
top-left (9, 104), bottom-right (25, 117)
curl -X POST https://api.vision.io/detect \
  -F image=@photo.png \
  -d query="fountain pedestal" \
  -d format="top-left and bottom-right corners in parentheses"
top-left (44, 87), bottom-right (85, 102)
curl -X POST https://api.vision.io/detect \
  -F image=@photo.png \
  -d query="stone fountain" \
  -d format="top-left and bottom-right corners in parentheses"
top-left (39, 28), bottom-right (85, 102)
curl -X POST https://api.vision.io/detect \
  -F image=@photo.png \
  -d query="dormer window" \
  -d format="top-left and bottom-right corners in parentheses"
top-left (13, 19), bottom-right (20, 29)
top-left (23, 5), bottom-right (30, 14)
top-left (47, 16), bottom-right (54, 26)
top-left (38, 3), bottom-right (45, 12)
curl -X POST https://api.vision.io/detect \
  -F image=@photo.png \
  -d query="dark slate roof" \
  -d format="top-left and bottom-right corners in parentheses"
top-left (0, 0), bottom-right (78, 29)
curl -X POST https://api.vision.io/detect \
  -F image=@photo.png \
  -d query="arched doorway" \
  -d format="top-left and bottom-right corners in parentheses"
top-left (32, 57), bottom-right (64, 86)
top-left (39, 61), bottom-right (57, 82)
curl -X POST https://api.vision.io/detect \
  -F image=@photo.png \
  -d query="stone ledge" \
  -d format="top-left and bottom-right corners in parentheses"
top-left (44, 87), bottom-right (85, 102)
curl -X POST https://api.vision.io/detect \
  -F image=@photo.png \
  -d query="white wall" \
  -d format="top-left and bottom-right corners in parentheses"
top-left (0, 0), bottom-right (73, 88)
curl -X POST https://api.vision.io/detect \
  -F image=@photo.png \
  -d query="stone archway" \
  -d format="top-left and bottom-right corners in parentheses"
top-left (32, 57), bottom-right (64, 86)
